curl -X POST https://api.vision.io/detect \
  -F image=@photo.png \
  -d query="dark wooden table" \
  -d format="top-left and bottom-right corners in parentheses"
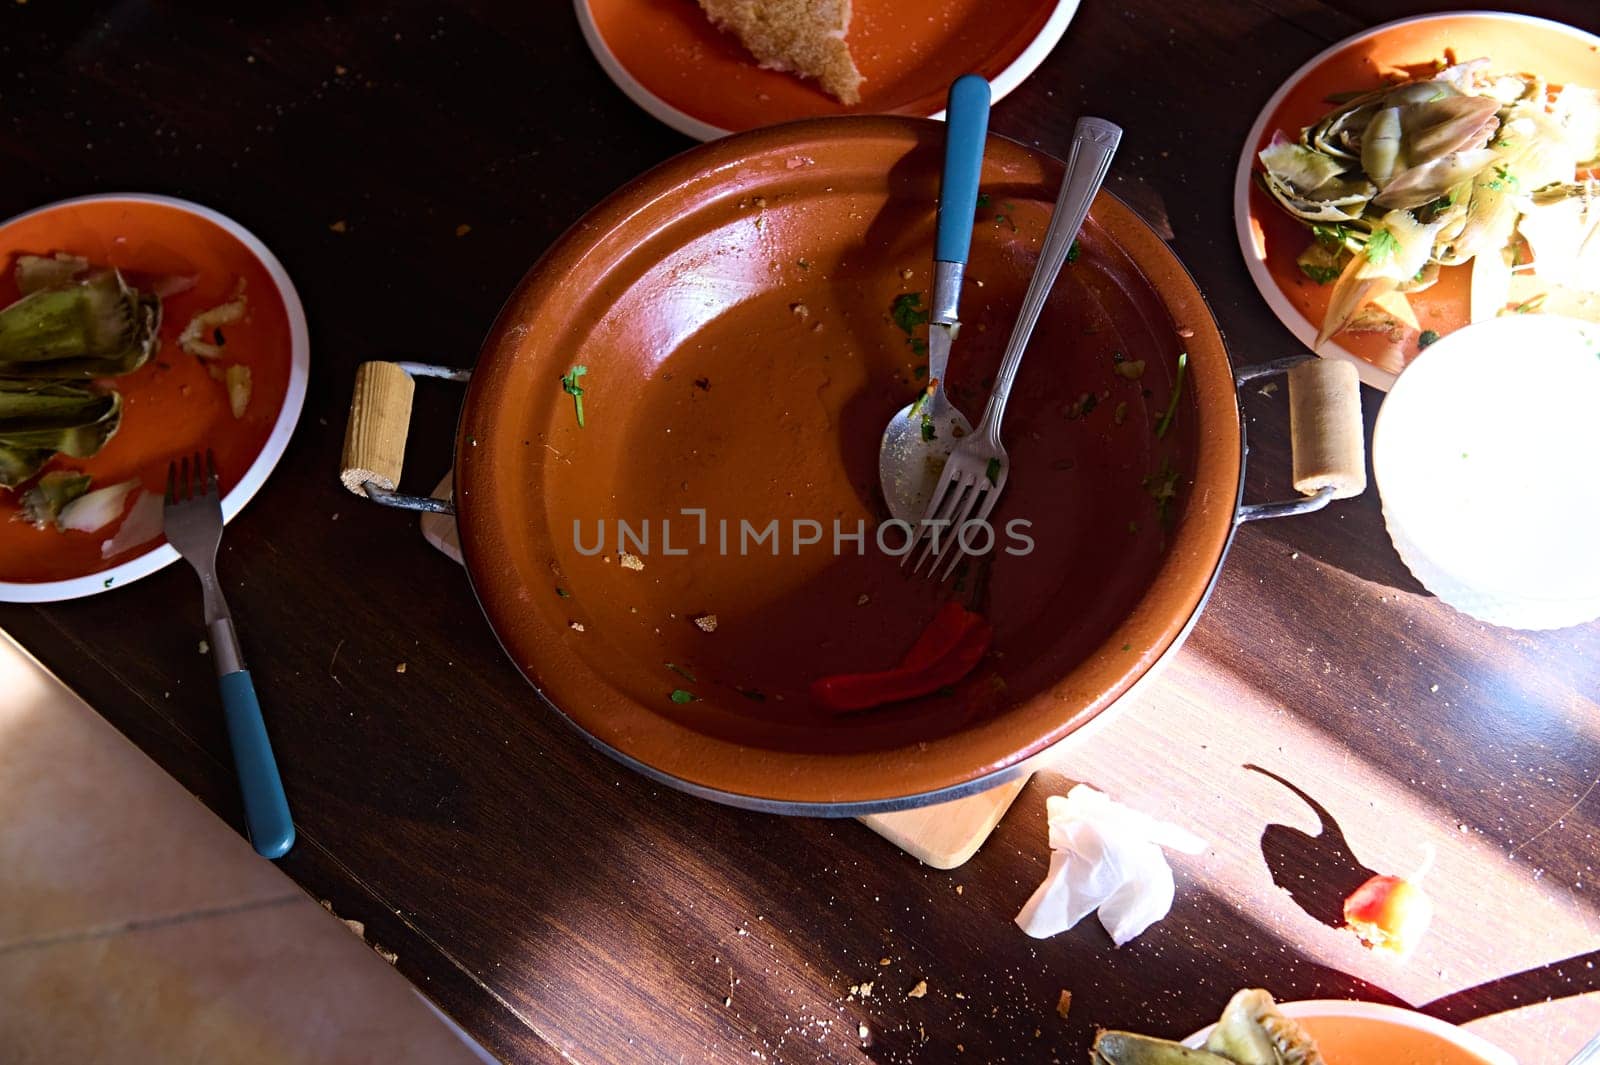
top-left (5, 2), bottom-right (1600, 1062)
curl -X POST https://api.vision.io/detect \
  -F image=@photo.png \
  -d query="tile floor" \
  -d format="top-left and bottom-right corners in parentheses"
top-left (0, 632), bottom-right (493, 1065)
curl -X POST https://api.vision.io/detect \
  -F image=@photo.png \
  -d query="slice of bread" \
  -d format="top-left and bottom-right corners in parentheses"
top-left (697, 0), bottom-right (863, 105)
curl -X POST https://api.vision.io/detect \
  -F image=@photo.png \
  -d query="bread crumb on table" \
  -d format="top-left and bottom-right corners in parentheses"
top-left (1057, 989), bottom-right (1073, 1019)
top-left (620, 552), bottom-right (644, 571)
top-left (693, 613), bottom-right (718, 633)
top-left (907, 979), bottom-right (928, 999)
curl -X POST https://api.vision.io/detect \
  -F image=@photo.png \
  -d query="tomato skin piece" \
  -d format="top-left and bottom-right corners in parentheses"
top-left (1343, 873), bottom-right (1434, 956)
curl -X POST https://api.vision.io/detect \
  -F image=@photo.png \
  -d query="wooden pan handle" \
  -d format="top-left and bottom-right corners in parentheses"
top-left (340, 361), bottom-right (415, 495)
top-left (1287, 359), bottom-right (1366, 500)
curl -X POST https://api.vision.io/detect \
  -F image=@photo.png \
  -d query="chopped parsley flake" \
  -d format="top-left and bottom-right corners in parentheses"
top-left (1066, 239), bottom-right (1081, 263)
top-left (1143, 457), bottom-right (1180, 527)
top-left (1154, 352), bottom-right (1188, 440)
top-left (890, 293), bottom-right (928, 335)
top-left (920, 413), bottom-right (935, 441)
top-left (1299, 262), bottom-right (1341, 285)
top-left (669, 689), bottom-right (698, 704)
top-left (909, 337), bottom-right (928, 357)
top-left (985, 457), bottom-right (1001, 485)
top-left (1418, 329), bottom-right (1440, 349)
top-left (976, 193), bottom-right (991, 208)
top-left (561, 365), bottom-right (588, 428)
top-left (667, 663), bottom-right (697, 682)
top-left (1364, 229), bottom-right (1399, 266)
top-left (1311, 223), bottom-right (1353, 249)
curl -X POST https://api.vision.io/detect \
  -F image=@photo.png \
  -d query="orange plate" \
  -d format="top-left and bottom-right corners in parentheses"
top-left (454, 117), bottom-right (1242, 811)
top-left (1189, 1001), bottom-right (1513, 1065)
top-left (1235, 13), bottom-right (1600, 389)
top-left (579, 0), bottom-right (1075, 139)
top-left (0, 198), bottom-right (297, 588)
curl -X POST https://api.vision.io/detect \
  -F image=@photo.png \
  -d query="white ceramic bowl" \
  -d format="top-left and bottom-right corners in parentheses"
top-left (0, 194), bottom-right (310, 603)
top-left (1373, 315), bottom-right (1600, 630)
top-left (1184, 999), bottom-right (1516, 1065)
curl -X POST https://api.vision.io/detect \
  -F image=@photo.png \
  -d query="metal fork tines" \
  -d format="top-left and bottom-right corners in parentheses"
top-left (905, 443), bottom-right (1008, 580)
top-left (166, 451), bottom-right (236, 663)
top-left (903, 115), bottom-right (1123, 582)
top-left (164, 448), bottom-right (295, 859)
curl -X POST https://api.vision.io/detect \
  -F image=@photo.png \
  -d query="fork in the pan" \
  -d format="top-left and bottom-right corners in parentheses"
top-left (906, 117), bottom-right (1123, 580)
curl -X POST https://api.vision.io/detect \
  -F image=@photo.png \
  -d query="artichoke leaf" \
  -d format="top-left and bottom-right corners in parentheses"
top-left (1205, 990), bottom-right (1324, 1065)
top-left (1297, 240), bottom-right (1350, 284)
top-left (1260, 173), bottom-right (1371, 223)
top-left (1091, 1032), bottom-right (1240, 1065)
top-left (0, 379), bottom-right (121, 435)
top-left (0, 384), bottom-right (122, 460)
top-left (18, 469), bottom-right (91, 528)
top-left (1400, 96), bottom-right (1500, 165)
top-left (15, 253), bottom-right (89, 295)
top-left (1259, 138), bottom-right (1348, 195)
top-left (0, 271), bottom-right (160, 378)
top-left (1516, 184), bottom-right (1600, 290)
top-left (1374, 148), bottom-right (1498, 210)
top-left (0, 445), bottom-right (51, 489)
top-left (1362, 106), bottom-right (1403, 187)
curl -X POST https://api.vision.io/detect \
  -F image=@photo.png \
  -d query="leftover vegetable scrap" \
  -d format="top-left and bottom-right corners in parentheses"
top-left (1258, 58), bottom-right (1600, 346)
top-left (561, 364), bottom-right (588, 428)
top-left (810, 601), bottom-right (991, 713)
top-left (1092, 989), bottom-right (1325, 1064)
top-left (1154, 352), bottom-right (1188, 440)
top-left (177, 287), bottom-right (246, 359)
top-left (0, 258), bottom-right (160, 491)
top-left (1343, 869), bottom-right (1434, 957)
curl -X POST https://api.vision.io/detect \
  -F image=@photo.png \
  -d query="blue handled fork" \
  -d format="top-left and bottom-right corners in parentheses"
top-left (165, 450), bottom-right (295, 859)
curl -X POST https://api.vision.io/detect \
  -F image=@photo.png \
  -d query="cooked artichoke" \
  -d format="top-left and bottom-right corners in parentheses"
top-left (18, 469), bottom-right (92, 528)
top-left (0, 269), bottom-right (160, 378)
top-left (0, 380), bottom-right (123, 473)
top-left (1091, 990), bottom-right (1324, 1065)
top-left (1259, 61), bottom-right (1600, 342)
top-left (0, 444), bottom-right (52, 489)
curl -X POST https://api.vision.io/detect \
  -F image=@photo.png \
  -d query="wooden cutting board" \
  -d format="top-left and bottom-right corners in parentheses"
top-left (419, 472), bottom-right (1027, 868)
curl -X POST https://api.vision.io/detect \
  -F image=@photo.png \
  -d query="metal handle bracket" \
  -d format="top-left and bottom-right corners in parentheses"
top-left (340, 361), bottom-right (470, 514)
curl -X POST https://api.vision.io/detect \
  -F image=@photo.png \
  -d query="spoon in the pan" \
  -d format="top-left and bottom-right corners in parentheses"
top-left (878, 74), bottom-right (990, 523)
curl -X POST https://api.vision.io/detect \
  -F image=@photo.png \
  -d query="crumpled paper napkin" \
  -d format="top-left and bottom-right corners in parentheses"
top-left (1015, 784), bottom-right (1206, 945)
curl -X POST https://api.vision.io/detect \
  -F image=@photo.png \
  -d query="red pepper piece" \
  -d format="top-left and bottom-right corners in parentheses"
top-left (811, 606), bottom-right (993, 714)
top-left (1343, 873), bottom-right (1433, 957)
top-left (899, 601), bottom-right (982, 671)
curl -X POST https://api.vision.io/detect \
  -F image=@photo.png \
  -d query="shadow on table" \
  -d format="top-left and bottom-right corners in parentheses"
top-left (1246, 765), bottom-right (1376, 929)
top-left (1245, 769), bottom-right (1600, 1027)
top-left (1422, 948), bottom-right (1600, 1026)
